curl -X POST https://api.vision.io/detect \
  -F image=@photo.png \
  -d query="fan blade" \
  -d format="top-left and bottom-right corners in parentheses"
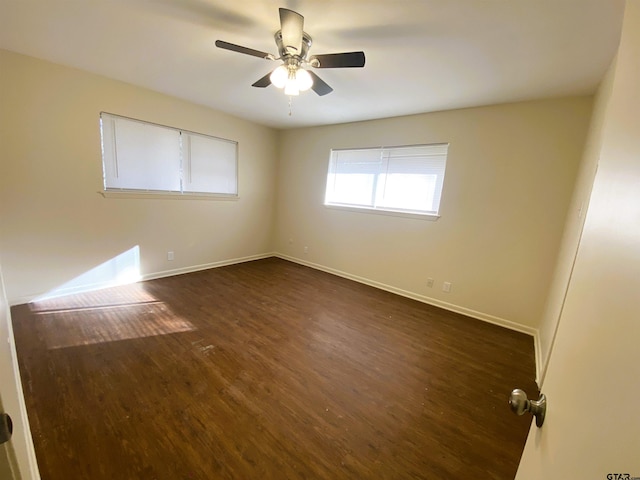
top-left (309, 52), bottom-right (366, 68)
top-left (252, 71), bottom-right (273, 88)
top-left (309, 71), bottom-right (333, 96)
top-left (215, 40), bottom-right (272, 59)
top-left (279, 8), bottom-right (304, 55)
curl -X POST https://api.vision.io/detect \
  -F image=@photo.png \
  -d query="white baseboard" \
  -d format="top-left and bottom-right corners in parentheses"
top-left (275, 253), bottom-right (541, 382)
top-left (8, 295), bottom-right (36, 307)
top-left (10, 253), bottom-right (275, 306)
top-left (140, 252), bottom-right (274, 282)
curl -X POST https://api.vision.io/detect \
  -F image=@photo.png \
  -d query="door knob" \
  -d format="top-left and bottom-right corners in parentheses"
top-left (509, 389), bottom-right (546, 427)
top-left (0, 413), bottom-right (13, 444)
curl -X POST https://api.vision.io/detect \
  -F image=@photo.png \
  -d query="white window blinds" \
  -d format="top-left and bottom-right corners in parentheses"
top-left (325, 144), bottom-right (448, 215)
top-left (182, 132), bottom-right (237, 195)
top-left (100, 113), bottom-right (238, 196)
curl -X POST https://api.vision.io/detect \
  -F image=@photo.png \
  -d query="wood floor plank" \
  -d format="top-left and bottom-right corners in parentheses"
top-left (11, 258), bottom-right (538, 479)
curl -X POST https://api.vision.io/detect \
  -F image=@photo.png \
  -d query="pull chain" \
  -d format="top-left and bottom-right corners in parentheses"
top-left (288, 96), bottom-right (292, 116)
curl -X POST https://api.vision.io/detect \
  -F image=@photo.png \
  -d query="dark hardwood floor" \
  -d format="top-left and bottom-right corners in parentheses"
top-left (11, 257), bottom-right (538, 479)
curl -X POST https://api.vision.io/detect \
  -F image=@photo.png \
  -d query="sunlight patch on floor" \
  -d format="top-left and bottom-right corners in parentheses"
top-left (27, 250), bottom-right (197, 349)
top-left (34, 300), bottom-right (196, 350)
top-left (34, 246), bottom-right (142, 302)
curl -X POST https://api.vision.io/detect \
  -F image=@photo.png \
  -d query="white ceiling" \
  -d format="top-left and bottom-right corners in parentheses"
top-left (0, 0), bottom-right (625, 129)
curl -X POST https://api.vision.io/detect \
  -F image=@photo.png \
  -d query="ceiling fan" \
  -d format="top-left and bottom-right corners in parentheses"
top-left (215, 8), bottom-right (365, 97)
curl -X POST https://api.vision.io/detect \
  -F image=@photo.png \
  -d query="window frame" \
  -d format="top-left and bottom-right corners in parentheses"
top-left (99, 112), bottom-right (239, 199)
top-left (323, 143), bottom-right (448, 219)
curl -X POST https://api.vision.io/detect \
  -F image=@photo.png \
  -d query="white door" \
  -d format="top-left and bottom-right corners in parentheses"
top-left (515, 1), bottom-right (640, 478)
top-left (0, 431), bottom-right (14, 479)
top-left (0, 278), bottom-right (20, 479)
top-left (0, 404), bottom-right (16, 480)
top-left (0, 266), bottom-right (39, 479)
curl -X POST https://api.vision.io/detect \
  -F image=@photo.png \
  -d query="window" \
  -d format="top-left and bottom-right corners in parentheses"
top-left (100, 113), bottom-right (237, 196)
top-left (324, 144), bottom-right (448, 216)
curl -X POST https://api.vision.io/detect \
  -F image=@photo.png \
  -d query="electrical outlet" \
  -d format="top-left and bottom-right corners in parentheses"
top-left (442, 282), bottom-right (452, 293)
top-left (427, 278), bottom-right (434, 288)
top-left (167, 251), bottom-right (174, 261)
top-left (303, 246), bottom-right (309, 254)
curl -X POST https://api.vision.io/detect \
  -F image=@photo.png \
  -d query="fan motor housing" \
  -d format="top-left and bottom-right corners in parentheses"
top-left (274, 30), bottom-right (313, 62)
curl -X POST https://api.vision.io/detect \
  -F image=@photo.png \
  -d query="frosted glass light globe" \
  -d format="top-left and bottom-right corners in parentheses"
top-left (269, 66), bottom-right (288, 89)
top-left (284, 80), bottom-right (299, 96)
top-left (296, 68), bottom-right (313, 91)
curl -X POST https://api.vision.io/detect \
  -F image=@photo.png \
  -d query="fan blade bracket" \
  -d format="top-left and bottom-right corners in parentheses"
top-left (309, 51), bottom-right (366, 68)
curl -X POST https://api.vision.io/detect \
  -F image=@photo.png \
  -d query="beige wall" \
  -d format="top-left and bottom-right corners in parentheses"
top-left (0, 50), bottom-right (279, 303)
top-left (536, 57), bottom-right (617, 378)
top-left (516, 0), bottom-right (640, 476)
top-left (274, 98), bottom-right (592, 333)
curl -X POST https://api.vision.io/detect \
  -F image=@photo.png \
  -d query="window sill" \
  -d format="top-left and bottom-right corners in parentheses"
top-left (324, 204), bottom-right (440, 221)
top-left (98, 190), bottom-right (239, 201)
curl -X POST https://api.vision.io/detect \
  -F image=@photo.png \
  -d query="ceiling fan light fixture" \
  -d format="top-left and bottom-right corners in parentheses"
top-left (272, 65), bottom-right (312, 96)
top-left (270, 65), bottom-right (288, 88)
top-left (284, 78), bottom-right (300, 96)
top-left (216, 8), bottom-right (364, 98)
top-left (296, 68), bottom-right (313, 92)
